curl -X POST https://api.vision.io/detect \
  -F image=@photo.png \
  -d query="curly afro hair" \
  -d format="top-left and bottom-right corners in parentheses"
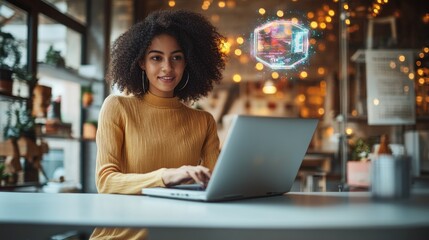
top-left (107, 9), bottom-right (226, 102)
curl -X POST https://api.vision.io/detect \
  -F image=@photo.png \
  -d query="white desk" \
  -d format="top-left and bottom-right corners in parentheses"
top-left (1, 191), bottom-right (429, 240)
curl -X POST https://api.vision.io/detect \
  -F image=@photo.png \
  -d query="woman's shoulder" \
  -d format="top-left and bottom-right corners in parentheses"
top-left (183, 105), bottom-right (216, 122)
top-left (102, 94), bottom-right (139, 106)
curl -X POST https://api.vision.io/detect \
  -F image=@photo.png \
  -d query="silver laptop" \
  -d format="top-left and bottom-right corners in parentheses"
top-left (142, 115), bottom-right (318, 202)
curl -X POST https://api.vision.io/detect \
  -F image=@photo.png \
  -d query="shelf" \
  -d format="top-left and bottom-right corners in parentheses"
top-left (0, 93), bottom-right (28, 102)
top-left (347, 115), bottom-right (368, 122)
top-left (37, 63), bottom-right (101, 86)
top-left (351, 49), bottom-right (421, 63)
top-left (347, 115), bottom-right (429, 123)
top-left (0, 181), bottom-right (46, 192)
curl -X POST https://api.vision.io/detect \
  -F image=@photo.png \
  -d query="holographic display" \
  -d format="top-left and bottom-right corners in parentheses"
top-left (253, 20), bottom-right (309, 70)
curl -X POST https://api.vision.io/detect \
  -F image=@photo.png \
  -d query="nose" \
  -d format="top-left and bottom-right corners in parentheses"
top-left (162, 59), bottom-right (173, 73)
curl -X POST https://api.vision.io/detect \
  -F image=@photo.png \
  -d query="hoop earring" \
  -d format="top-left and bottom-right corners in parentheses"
top-left (177, 72), bottom-right (189, 91)
top-left (141, 71), bottom-right (148, 93)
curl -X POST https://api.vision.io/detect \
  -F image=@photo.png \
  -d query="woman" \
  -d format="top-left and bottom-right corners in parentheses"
top-left (90, 9), bottom-right (226, 239)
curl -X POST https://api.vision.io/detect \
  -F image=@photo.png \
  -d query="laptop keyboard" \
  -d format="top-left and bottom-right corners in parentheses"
top-left (169, 184), bottom-right (206, 191)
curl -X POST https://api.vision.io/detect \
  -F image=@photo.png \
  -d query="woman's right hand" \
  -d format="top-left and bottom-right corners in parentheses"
top-left (161, 165), bottom-right (212, 187)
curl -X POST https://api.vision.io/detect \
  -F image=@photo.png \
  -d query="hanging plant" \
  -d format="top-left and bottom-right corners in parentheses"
top-left (3, 101), bottom-right (36, 141)
top-left (0, 30), bottom-right (21, 71)
top-left (0, 30), bottom-right (22, 94)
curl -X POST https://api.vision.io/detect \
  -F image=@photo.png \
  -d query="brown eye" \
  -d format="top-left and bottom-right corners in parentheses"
top-left (172, 55), bottom-right (184, 61)
top-left (150, 55), bottom-right (162, 61)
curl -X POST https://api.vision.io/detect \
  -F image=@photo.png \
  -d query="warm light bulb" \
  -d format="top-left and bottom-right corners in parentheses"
top-left (271, 72), bottom-right (279, 79)
top-left (202, 0), bottom-right (210, 10)
top-left (234, 49), bottom-right (242, 56)
top-left (233, 74), bottom-right (242, 83)
top-left (416, 96), bottom-right (423, 103)
top-left (255, 62), bottom-right (264, 71)
top-left (262, 80), bottom-right (277, 94)
top-left (346, 128), bottom-right (353, 135)
top-left (373, 98), bottom-right (380, 106)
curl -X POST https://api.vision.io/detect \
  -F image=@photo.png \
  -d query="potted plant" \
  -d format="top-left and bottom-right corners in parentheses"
top-left (2, 101), bottom-right (49, 183)
top-left (347, 138), bottom-right (372, 188)
top-left (45, 45), bottom-right (65, 67)
top-left (0, 30), bottom-right (22, 95)
top-left (350, 138), bottom-right (371, 161)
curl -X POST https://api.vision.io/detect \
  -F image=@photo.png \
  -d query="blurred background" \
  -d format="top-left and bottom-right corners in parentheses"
top-left (0, 0), bottom-right (428, 193)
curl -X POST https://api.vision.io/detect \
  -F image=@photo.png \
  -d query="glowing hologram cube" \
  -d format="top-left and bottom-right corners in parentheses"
top-left (253, 20), bottom-right (309, 70)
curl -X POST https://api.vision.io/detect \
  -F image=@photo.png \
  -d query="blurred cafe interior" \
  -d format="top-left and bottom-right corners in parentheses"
top-left (0, 0), bottom-right (429, 194)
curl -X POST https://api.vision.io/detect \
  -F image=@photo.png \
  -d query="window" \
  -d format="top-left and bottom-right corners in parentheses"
top-left (38, 14), bottom-right (82, 70)
top-left (42, 0), bottom-right (87, 24)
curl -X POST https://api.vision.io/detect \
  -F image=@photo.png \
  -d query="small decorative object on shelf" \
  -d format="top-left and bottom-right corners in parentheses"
top-left (81, 84), bottom-right (94, 108)
top-left (44, 120), bottom-right (72, 138)
top-left (83, 121), bottom-right (97, 140)
top-left (47, 95), bottom-right (62, 121)
top-left (371, 133), bottom-right (410, 199)
top-left (377, 134), bottom-right (392, 155)
top-left (32, 84), bottom-right (52, 118)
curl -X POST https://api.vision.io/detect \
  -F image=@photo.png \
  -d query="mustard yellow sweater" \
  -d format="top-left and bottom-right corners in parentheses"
top-left (91, 92), bottom-right (220, 239)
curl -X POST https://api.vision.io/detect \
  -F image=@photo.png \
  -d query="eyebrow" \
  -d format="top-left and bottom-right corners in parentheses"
top-left (147, 50), bottom-right (183, 54)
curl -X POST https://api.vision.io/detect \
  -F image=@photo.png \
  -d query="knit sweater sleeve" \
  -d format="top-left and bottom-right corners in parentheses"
top-left (95, 96), bottom-right (166, 195)
top-left (200, 113), bottom-right (220, 171)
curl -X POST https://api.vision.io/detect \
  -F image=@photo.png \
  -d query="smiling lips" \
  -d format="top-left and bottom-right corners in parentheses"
top-left (158, 76), bottom-right (175, 83)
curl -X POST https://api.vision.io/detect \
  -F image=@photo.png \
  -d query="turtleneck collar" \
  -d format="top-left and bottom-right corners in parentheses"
top-left (142, 91), bottom-right (183, 109)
